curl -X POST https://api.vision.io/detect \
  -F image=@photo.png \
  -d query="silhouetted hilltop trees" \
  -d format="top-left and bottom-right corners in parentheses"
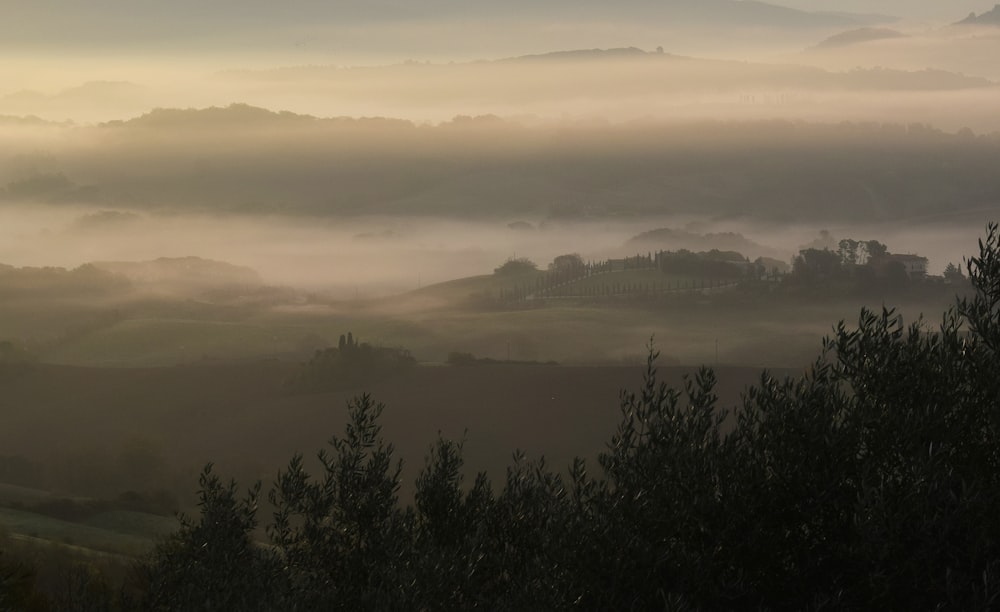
top-left (493, 257), bottom-right (537, 275)
top-left (958, 4), bottom-right (1000, 25)
top-left (0, 263), bottom-right (131, 298)
top-left (285, 333), bottom-right (416, 393)
top-left (626, 227), bottom-right (776, 259)
top-left (657, 249), bottom-right (748, 279)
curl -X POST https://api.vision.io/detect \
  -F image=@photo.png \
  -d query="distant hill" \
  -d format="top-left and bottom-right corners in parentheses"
top-left (72, 210), bottom-right (143, 230)
top-left (221, 50), bottom-right (994, 98)
top-left (505, 47), bottom-right (674, 62)
top-left (104, 104), bottom-right (318, 129)
top-left (812, 11), bottom-right (897, 26)
top-left (0, 81), bottom-right (148, 121)
top-left (958, 4), bottom-right (1000, 25)
top-left (104, 104), bottom-right (414, 131)
top-left (625, 228), bottom-right (781, 259)
top-left (0, 263), bottom-right (131, 297)
top-left (0, 114), bottom-right (69, 127)
top-left (812, 27), bottom-right (906, 49)
top-left (2, 81), bottom-right (144, 104)
top-left (91, 257), bottom-right (262, 289)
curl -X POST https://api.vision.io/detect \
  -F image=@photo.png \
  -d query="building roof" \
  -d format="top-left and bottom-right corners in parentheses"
top-left (885, 253), bottom-right (927, 263)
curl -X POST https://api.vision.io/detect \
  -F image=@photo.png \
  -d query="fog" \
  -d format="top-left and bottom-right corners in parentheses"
top-left (3, 42), bottom-right (998, 296)
top-left (3, 1), bottom-right (1000, 125)
top-left (0, 201), bottom-right (983, 300)
top-left (4, 2), bottom-right (1000, 581)
top-left (5, 42), bottom-right (1000, 126)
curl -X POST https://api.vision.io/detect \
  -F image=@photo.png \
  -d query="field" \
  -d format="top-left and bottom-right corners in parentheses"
top-left (10, 286), bottom-right (956, 371)
top-left (0, 480), bottom-right (177, 562)
top-left (0, 361), bottom-right (791, 510)
top-left (0, 508), bottom-right (169, 556)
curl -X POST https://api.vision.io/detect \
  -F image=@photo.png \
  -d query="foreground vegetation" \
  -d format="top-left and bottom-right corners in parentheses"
top-left (4, 225), bottom-right (1000, 609)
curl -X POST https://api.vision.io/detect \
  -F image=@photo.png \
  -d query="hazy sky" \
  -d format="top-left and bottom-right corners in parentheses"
top-left (777, 0), bottom-right (986, 19)
top-left (1, 1), bottom-right (992, 61)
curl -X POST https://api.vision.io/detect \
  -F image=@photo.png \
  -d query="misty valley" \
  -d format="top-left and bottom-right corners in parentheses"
top-left (3, 2), bottom-right (1000, 609)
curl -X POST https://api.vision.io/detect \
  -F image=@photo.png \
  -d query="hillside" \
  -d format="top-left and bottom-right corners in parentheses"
top-left (812, 27), bottom-right (906, 48)
top-left (958, 4), bottom-right (1000, 25)
top-left (91, 256), bottom-right (263, 290)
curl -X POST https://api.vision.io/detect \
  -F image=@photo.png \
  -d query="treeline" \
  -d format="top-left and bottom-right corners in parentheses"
top-left (284, 332), bottom-right (416, 393)
top-left (5, 226), bottom-right (997, 609)
top-left (489, 250), bottom-right (760, 305)
top-left (0, 263), bottom-right (130, 298)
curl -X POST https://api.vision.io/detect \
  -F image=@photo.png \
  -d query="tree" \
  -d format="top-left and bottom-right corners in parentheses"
top-left (548, 253), bottom-right (585, 275)
top-left (944, 261), bottom-right (965, 282)
top-left (838, 238), bottom-right (860, 265)
top-left (139, 225), bottom-right (1000, 610)
top-left (494, 257), bottom-right (537, 275)
top-left (865, 239), bottom-right (888, 259)
top-left (140, 467), bottom-right (283, 611)
top-left (792, 247), bottom-right (843, 280)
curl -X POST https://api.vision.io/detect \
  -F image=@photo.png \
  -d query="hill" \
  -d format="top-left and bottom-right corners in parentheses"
top-left (625, 227), bottom-right (780, 259)
top-left (91, 256), bottom-right (262, 291)
top-left (812, 27), bottom-right (906, 48)
top-left (958, 4), bottom-right (1000, 25)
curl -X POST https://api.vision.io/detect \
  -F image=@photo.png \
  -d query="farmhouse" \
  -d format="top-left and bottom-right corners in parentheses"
top-left (887, 253), bottom-right (928, 277)
top-left (871, 253), bottom-right (928, 278)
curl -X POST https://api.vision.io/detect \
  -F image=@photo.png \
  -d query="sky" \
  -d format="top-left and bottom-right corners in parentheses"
top-left (0, 1), bottom-right (993, 61)
top-left (777, 0), bottom-right (985, 19)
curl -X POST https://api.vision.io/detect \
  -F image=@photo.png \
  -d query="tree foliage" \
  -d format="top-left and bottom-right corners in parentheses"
top-left (493, 257), bottom-right (537, 275)
top-left (285, 334), bottom-right (416, 393)
top-left (120, 224), bottom-right (1000, 609)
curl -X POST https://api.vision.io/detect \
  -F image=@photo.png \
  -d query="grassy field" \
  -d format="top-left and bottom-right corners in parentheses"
top-left (0, 480), bottom-right (177, 559)
top-left (541, 269), bottom-right (711, 297)
top-left (0, 482), bottom-right (58, 505)
top-left (0, 507), bottom-right (170, 556)
top-left (0, 361), bottom-right (793, 507)
top-left (408, 269), bottom-right (544, 301)
top-left (17, 283), bottom-right (959, 369)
